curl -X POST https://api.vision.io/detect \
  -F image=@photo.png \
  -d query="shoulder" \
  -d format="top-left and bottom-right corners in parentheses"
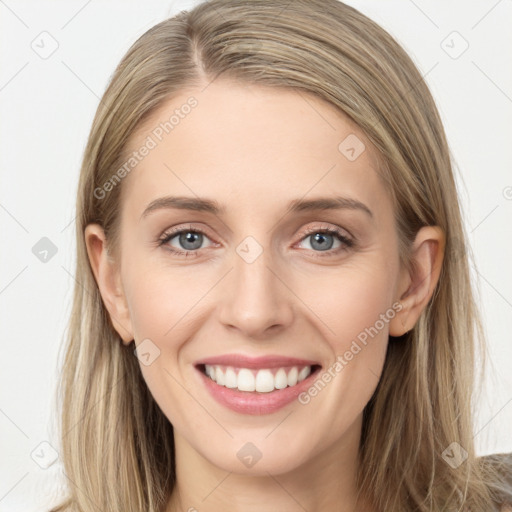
top-left (477, 451), bottom-right (512, 478)
top-left (476, 452), bottom-right (512, 511)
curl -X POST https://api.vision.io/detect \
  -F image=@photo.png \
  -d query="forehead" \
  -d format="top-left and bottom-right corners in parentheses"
top-left (120, 80), bottom-right (391, 222)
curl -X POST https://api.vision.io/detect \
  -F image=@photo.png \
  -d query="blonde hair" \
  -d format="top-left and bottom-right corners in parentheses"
top-left (51, 0), bottom-right (512, 510)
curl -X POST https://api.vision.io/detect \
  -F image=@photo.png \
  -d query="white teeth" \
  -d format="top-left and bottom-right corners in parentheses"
top-left (215, 366), bottom-right (225, 386)
top-left (224, 367), bottom-right (238, 388)
top-left (255, 369), bottom-right (274, 393)
top-left (298, 366), bottom-right (311, 382)
top-left (237, 368), bottom-right (255, 391)
top-left (287, 367), bottom-right (298, 386)
top-left (274, 368), bottom-right (288, 389)
top-left (203, 364), bottom-right (314, 392)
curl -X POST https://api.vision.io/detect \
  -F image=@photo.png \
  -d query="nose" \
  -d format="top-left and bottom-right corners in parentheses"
top-left (217, 244), bottom-right (294, 339)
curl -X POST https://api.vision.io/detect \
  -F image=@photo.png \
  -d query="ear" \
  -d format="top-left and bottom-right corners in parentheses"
top-left (84, 223), bottom-right (134, 344)
top-left (389, 226), bottom-right (445, 337)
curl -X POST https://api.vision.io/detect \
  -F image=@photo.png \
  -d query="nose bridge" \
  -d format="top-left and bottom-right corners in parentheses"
top-left (217, 234), bottom-right (293, 336)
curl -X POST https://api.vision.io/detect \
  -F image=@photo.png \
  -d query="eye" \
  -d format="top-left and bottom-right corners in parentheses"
top-left (158, 225), bottom-right (215, 257)
top-left (157, 223), bottom-right (354, 258)
top-left (295, 225), bottom-right (354, 257)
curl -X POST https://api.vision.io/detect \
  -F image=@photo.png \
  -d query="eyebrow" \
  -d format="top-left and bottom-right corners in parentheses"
top-left (140, 195), bottom-right (373, 220)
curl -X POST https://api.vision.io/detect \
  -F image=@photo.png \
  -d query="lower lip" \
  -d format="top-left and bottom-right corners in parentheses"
top-left (196, 366), bottom-right (321, 415)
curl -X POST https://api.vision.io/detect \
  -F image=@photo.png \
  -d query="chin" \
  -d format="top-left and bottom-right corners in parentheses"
top-left (196, 433), bottom-right (317, 477)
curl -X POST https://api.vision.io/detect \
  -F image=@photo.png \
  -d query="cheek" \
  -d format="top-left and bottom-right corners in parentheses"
top-left (123, 268), bottom-right (198, 424)
top-left (294, 258), bottom-right (397, 349)
top-left (123, 265), bottom-right (211, 408)
top-left (125, 266), bottom-right (198, 342)
top-left (292, 260), bottom-right (396, 415)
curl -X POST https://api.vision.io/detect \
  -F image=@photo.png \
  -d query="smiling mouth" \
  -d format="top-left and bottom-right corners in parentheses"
top-left (197, 364), bottom-right (322, 393)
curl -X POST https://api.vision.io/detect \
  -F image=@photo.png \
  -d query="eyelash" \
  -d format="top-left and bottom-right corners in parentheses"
top-left (157, 224), bottom-right (354, 258)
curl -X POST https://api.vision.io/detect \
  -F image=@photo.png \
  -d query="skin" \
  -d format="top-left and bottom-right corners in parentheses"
top-left (85, 79), bottom-right (445, 512)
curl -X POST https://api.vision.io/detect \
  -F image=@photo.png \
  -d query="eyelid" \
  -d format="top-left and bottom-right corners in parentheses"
top-left (158, 223), bottom-right (217, 247)
top-left (295, 223), bottom-right (352, 241)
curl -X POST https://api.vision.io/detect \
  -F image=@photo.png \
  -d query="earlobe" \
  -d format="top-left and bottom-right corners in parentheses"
top-left (84, 224), bottom-right (134, 344)
top-left (389, 226), bottom-right (445, 337)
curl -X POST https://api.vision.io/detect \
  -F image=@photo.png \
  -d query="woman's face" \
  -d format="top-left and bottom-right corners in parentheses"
top-left (100, 80), bottom-right (409, 475)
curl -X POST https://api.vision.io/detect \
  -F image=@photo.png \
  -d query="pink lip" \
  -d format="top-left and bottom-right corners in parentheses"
top-left (194, 355), bottom-right (322, 415)
top-left (194, 354), bottom-right (320, 369)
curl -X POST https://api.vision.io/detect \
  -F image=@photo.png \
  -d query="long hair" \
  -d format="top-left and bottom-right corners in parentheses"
top-left (51, 1), bottom-right (512, 510)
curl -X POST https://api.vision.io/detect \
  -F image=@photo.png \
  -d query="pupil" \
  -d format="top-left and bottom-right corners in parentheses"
top-left (312, 233), bottom-right (333, 251)
top-left (180, 232), bottom-right (202, 250)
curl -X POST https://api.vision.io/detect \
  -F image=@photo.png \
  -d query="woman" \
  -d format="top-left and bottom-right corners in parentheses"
top-left (51, 0), bottom-right (512, 510)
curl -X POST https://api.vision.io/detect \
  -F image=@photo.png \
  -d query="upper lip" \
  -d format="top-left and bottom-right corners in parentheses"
top-left (195, 354), bottom-right (321, 369)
